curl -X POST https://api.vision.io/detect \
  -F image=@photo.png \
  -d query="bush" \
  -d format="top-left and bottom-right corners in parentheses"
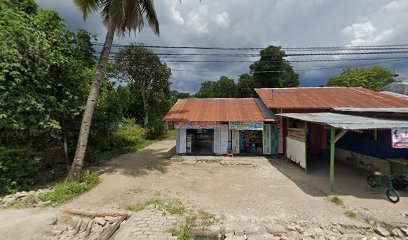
top-left (0, 147), bottom-right (41, 195)
top-left (111, 119), bottom-right (146, 148)
top-left (39, 171), bottom-right (100, 204)
top-left (145, 120), bottom-right (165, 140)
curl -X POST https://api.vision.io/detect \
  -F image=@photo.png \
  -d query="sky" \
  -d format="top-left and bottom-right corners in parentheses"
top-left (36, 0), bottom-right (408, 93)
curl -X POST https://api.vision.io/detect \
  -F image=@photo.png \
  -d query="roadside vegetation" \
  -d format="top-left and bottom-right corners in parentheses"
top-left (0, 1), bottom-right (180, 197)
top-left (39, 171), bottom-right (100, 204)
top-left (126, 198), bottom-right (185, 215)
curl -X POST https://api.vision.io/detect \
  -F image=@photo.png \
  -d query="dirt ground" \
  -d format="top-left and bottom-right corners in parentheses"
top-left (65, 139), bottom-right (408, 227)
top-left (1, 139), bottom-right (407, 239)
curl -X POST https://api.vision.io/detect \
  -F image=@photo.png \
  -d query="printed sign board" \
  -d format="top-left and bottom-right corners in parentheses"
top-left (175, 121), bottom-right (220, 129)
top-left (229, 122), bottom-right (263, 131)
top-left (392, 128), bottom-right (408, 148)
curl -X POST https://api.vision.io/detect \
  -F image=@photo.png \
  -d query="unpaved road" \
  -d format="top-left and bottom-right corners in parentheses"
top-left (1, 139), bottom-right (407, 239)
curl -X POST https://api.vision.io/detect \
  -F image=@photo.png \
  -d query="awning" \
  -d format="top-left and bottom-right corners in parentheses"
top-left (277, 112), bottom-right (408, 130)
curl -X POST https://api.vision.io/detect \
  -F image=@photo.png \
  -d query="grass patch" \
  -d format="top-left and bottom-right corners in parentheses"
top-left (329, 196), bottom-right (344, 206)
top-left (126, 198), bottom-right (185, 215)
top-left (39, 171), bottom-right (100, 204)
top-left (197, 209), bottom-right (218, 227)
top-left (160, 130), bottom-right (176, 140)
top-left (344, 210), bottom-right (357, 219)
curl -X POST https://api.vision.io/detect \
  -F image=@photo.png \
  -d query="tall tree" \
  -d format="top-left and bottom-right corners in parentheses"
top-left (195, 76), bottom-right (238, 98)
top-left (67, 0), bottom-right (160, 182)
top-left (326, 65), bottom-right (396, 90)
top-left (250, 45), bottom-right (299, 88)
top-left (237, 73), bottom-right (255, 97)
top-left (115, 44), bottom-right (171, 126)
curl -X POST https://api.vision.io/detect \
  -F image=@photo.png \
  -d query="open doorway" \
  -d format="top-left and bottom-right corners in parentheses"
top-left (186, 129), bottom-right (214, 154)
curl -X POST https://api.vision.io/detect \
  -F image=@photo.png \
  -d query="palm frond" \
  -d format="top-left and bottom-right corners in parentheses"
top-left (76, 0), bottom-right (160, 37)
top-left (140, 0), bottom-right (159, 35)
top-left (73, 0), bottom-right (102, 19)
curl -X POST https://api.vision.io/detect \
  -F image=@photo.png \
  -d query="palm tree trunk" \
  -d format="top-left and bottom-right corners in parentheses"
top-left (66, 21), bottom-right (116, 182)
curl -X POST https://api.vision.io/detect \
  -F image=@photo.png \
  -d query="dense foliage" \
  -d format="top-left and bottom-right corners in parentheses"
top-left (250, 45), bottom-right (299, 88)
top-left (326, 65), bottom-right (396, 90)
top-left (195, 74), bottom-right (255, 98)
top-left (0, 1), bottom-right (171, 194)
top-left (115, 44), bottom-right (172, 138)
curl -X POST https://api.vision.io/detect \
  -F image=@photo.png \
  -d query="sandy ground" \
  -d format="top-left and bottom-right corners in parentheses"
top-left (1, 139), bottom-right (407, 239)
top-left (64, 140), bottom-right (408, 227)
top-left (0, 208), bottom-right (60, 240)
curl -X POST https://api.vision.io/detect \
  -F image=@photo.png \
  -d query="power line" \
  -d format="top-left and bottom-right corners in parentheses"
top-left (92, 42), bottom-right (408, 51)
top-left (100, 50), bottom-right (408, 57)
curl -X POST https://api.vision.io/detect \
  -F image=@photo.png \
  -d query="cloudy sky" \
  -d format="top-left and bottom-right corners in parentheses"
top-left (36, 0), bottom-right (408, 93)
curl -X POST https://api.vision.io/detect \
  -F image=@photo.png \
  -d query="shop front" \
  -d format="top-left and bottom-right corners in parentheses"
top-left (175, 121), bottom-right (226, 155)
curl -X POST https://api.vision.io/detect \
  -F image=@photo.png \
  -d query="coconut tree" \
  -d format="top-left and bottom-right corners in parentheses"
top-left (66, 0), bottom-right (160, 182)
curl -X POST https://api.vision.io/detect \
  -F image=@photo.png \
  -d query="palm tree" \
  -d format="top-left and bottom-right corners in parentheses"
top-left (66, 0), bottom-right (160, 182)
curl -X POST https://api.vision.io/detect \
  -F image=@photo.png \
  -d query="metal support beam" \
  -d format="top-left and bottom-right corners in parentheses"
top-left (333, 129), bottom-right (348, 144)
top-left (330, 127), bottom-right (335, 192)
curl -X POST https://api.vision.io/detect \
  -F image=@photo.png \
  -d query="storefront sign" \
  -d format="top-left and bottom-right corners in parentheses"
top-left (229, 122), bottom-right (263, 131)
top-left (392, 128), bottom-right (408, 148)
top-left (175, 121), bottom-right (220, 129)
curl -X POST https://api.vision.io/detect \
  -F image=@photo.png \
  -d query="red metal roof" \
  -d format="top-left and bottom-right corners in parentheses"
top-left (164, 98), bottom-right (265, 122)
top-left (255, 87), bottom-right (408, 110)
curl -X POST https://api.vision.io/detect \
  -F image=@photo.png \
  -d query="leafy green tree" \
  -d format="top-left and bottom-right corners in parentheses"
top-left (0, 0), bottom-right (98, 191)
top-left (216, 76), bottom-right (238, 97)
top-left (196, 81), bottom-right (218, 98)
top-left (326, 65), bottom-right (396, 90)
top-left (68, 0), bottom-right (160, 182)
top-left (115, 44), bottom-right (172, 126)
top-left (237, 73), bottom-right (255, 97)
top-left (250, 45), bottom-right (299, 88)
top-left (196, 76), bottom-right (238, 98)
top-left (170, 90), bottom-right (192, 104)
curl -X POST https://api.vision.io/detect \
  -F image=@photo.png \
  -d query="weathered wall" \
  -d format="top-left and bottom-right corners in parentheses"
top-left (335, 148), bottom-right (391, 174)
top-left (336, 130), bottom-right (408, 159)
top-left (286, 137), bottom-right (306, 168)
top-left (176, 128), bottom-right (186, 154)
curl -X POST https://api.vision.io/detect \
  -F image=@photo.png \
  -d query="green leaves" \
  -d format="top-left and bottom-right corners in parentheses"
top-left (326, 65), bottom-right (395, 90)
top-left (250, 45), bottom-right (299, 88)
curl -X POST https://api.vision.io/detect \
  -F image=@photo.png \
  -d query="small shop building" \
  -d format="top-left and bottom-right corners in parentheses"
top-left (164, 98), bottom-right (279, 155)
top-left (255, 87), bottom-right (408, 191)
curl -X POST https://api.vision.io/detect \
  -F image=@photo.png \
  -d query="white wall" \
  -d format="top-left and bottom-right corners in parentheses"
top-left (286, 137), bottom-right (306, 168)
top-left (176, 128), bottom-right (186, 154)
top-left (214, 126), bottom-right (221, 154)
top-left (220, 125), bottom-right (228, 154)
top-left (213, 125), bottom-right (228, 155)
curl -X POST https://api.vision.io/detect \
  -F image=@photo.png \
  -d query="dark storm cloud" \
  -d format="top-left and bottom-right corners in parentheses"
top-left (36, 0), bottom-right (408, 92)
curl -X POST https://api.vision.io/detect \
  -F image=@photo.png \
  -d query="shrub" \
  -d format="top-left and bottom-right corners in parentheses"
top-left (0, 147), bottom-right (40, 195)
top-left (39, 171), bottom-right (100, 204)
top-left (111, 119), bottom-right (146, 149)
top-left (145, 120), bottom-right (165, 140)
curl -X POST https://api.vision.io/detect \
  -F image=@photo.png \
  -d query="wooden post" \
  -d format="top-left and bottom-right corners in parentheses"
top-left (330, 127), bottom-right (335, 192)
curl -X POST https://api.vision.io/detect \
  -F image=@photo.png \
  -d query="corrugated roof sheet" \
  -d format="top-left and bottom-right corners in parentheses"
top-left (164, 98), bottom-right (265, 122)
top-left (254, 98), bottom-right (277, 121)
top-left (333, 108), bottom-right (408, 113)
top-left (380, 81), bottom-right (408, 96)
top-left (277, 112), bottom-right (408, 130)
top-left (255, 87), bottom-right (408, 110)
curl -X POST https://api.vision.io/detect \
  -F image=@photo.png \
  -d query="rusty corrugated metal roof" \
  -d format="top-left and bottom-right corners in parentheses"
top-left (277, 112), bottom-right (408, 130)
top-left (164, 98), bottom-right (265, 122)
top-left (256, 87), bottom-right (408, 110)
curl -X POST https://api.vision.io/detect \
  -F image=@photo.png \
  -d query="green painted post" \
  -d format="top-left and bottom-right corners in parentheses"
top-left (330, 127), bottom-right (335, 192)
top-left (304, 122), bottom-right (308, 174)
